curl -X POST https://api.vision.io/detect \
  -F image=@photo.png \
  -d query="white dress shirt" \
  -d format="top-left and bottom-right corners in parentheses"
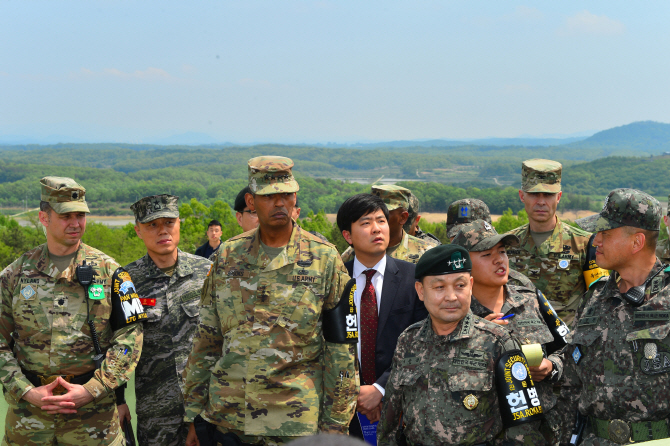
top-left (352, 255), bottom-right (387, 396)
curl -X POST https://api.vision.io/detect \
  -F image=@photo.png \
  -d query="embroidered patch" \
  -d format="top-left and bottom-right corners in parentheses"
top-left (633, 311), bottom-right (670, 322)
top-left (578, 316), bottom-right (599, 326)
top-left (511, 362), bottom-right (528, 380)
top-left (573, 346), bottom-right (582, 364)
top-left (20, 285), bottom-right (36, 300)
top-left (88, 284), bottom-right (105, 300)
top-left (558, 260), bottom-right (570, 269)
top-left (640, 351), bottom-right (670, 375)
top-left (517, 319), bottom-right (544, 327)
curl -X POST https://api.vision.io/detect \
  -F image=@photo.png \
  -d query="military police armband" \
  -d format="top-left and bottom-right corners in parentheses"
top-left (496, 349), bottom-right (544, 428)
top-left (583, 233), bottom-right (609, 289)
top-left (536, 289), bottom-right (569, 355)
top-left (322, 278), bottom-right (358, 344)
top-left (110, 267), bottom-right (148, 331)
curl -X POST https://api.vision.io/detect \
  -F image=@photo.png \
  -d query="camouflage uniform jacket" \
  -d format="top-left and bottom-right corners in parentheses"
top-left (341, 230), bottom-right (434, 264)
top-left (656, 238), bottom-right (670, 264)
top-left (378, 312), bottom-right (547, 446)
top-left (508, 269), bottom-right (535, 289)
top-left (559, 260), bottom-right (670, 444)
top-left (123, 250), bottom-right (211, 418)
top-left (182, 224), bottom-right (358, 436)
top-left (470, 283), bottom-right (563, 410)
top-left (0, 243), bottom-right (143, 403)
top-left (507, 221), bottom-right (591, 326)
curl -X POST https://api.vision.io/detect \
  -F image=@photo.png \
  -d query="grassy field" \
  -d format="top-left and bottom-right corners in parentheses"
top-left (0, 374), bottom-right (138, 442)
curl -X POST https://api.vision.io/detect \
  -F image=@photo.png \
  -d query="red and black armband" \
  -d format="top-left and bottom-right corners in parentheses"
top-left (110, 267), bottom-right (148, 331)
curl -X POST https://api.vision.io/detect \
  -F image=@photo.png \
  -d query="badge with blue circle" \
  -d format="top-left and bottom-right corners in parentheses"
top-left (21, 285), bottom-right (36, 300)
top-left (460, 205), bottom-right (469, 218)
top-left (573, 346), bottom-right (582, 364)
top-left (558, 259), bottom-right (569, 269)
top-left (511, 361), bottom-right (528, 380)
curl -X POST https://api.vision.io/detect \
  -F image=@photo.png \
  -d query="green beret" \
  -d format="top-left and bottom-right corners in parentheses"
top-left (415, 244), bottom-right (472, 280)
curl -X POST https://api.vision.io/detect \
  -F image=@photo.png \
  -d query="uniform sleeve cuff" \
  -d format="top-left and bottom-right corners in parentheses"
top-left (318, 421), bottom-right (350, 434)
top-left (12, 377), bottom-right (34, 403)
top-left (83, 378), bottom-right (108, 403)
top-left (373, 383), bottom-right (385, 397)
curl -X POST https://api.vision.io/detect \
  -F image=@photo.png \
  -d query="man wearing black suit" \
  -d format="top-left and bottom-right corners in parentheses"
top-left (337, 193), bottom-right (428, 440)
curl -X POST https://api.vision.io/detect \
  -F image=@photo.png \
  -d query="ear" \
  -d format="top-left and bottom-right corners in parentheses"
top-left (134, 224), bottom-right (143, 240)
top-left (398, 210), bottom-right (410, 226)
top-left (414, 280), bottom-right (424, 302)
top-left (415, 215), bottom-right (421, 224)
top-left (38, 210), bottom-right (49, 227)
top-left (342, 230), bottom-right (353, 245)
top-left (556, 191), bottom-right (563, 204)
top-left (236, 212), bottom-right (244, 226)
top-left (631, 231), bottom-right (646, 255)
top-left (245, 193), bottom-right (255, 211)
top-left (518, 190), bottom-right (525, 203)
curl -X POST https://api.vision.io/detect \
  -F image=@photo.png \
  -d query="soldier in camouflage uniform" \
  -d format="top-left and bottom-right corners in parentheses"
top-left (655, 193), bottom-right (670, 263)
top-left (452, 220), bottom-right (564, 443)
top-left (122, 195), bottom-right (212, 446)
top-left (506, 159), bottom-right (592, 327)
top-left (0, 177), bottom-right (144, 446)
top-left (446, 198), bottom-right (493, 240)
top-left (341, 185), bottom-right (434, 264)
top-left (378, 245), bottom-right (547, 446)
top-left (183, 156), bottom-right (357, 446)
top-left (448, 199), bottom-right (534, 290)
top-left (558, 189), bottom-right (670, 445)
top-left (404, 192), bottom-right (441, 246)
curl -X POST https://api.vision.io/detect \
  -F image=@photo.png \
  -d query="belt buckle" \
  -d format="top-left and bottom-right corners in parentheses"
top-left (39, 374), bottom-right (74, 395)
top-left (609, 419), bottom-right (632, 444)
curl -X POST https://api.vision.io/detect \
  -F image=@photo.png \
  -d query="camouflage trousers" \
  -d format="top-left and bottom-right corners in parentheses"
top-left (136, 413), bottom-right (189, 446)
top-left (2, 393), bottom-right (122, 446)
top-left (215, 427), bottom-right (299, 446)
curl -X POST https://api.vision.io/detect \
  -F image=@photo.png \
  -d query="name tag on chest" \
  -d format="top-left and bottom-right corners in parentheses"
top-left (453, 349), bottom-right (487, 370)
top-left (517, 319), bottom-right (544, 327)
top-left (634, 311), bottom-right (670, 322)
top-left (140, 298), bottom-right (157, 307)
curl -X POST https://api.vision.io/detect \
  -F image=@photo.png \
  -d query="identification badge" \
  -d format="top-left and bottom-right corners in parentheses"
top-left (88, 284), bottom-right (105, 300)
top-left (558, 259), bottom-right (570, 269)
top-left (20, 285), bottom-right (36, 300)
top-left (573, 346), bottom-right (582, 364)
top-left (463, 394), bottom-right (479, 410)
top-left (140, 298), bottom-right (156, 307)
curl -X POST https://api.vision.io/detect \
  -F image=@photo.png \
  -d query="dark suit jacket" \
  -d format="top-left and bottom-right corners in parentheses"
top-left (344, 255), bottom-right (428, 389)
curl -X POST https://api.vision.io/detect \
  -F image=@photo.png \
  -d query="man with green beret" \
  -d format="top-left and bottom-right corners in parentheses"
top-left (0, 176), bottom-right (145, 445)
top-left (183, 156), bottom-right (358, 446)
top-left (506, 159), bottom-right (593, 327)
top-left (378, 244), bottom-right (547, 446)
top-left (452, 220), bottom-right (567, 443)
top-left (446, 198), bottom-right (493, 240)
top-left (404, 192), bottom-right (441, 246)
top-left (655, 194), bottom-right (670, 263)
top-left (120, 194), bottom-right (212, 446)
top-left (341, 184), bottom-right (435, 264)
top-left (558, 188), bottom-right (670, 445)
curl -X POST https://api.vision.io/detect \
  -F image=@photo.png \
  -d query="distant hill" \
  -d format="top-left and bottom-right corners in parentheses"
top-left (352, 136), bottom-right (587, 149)
top-left (568, 121), bottom-right (670, 153)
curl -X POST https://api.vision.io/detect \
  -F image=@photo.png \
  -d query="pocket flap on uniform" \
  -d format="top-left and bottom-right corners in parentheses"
top-left (626, 323), bottom-right (670, 342)
top-left (181, 290), bottom-right (200, 303)
top-left (571, 328), bottom-right (601, 347)
top-left (181, 300), bottom-right (200, 318)
top-left (448, 370), bottom-right (493, 392)
top-left (396, 369), bottom-right (422, 386)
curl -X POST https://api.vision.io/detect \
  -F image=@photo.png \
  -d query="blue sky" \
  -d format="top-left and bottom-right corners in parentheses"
top-left (1, 1), bottom-right (669, 143)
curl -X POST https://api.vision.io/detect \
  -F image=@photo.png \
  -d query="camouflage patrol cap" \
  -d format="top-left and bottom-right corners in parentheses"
top-left (40, 176), bottom-right (90, 214)
top-left (522, 159), bottom-right (562, 193)
top-left (248, 156), bottom-right (299, 195)
top-left (130, 194), bottom-right (179, 224)
top-left (371, 184), bottom-right (410, 211)
top-left (408, 193), bottom-right (420, 215)
top-left (576, 188), bottom-right (661, 232)
top-left (446, 199), bottom-right (492, 238)
top-left (415, 244), bottom-right (472, 279)
top-left (451, 219), bottom-right (519, 252)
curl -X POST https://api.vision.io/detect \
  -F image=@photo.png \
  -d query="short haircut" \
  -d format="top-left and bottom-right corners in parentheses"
top-left (234, 186), bottom-right (252, 212)
top-left (337, 193), bottom-right (389, 234)
top-left (624, 226), bottom-right (659, 252)
top-left (39, 201), bottom-right (53, 214)
top-left (208, 219), bottom-right (222, 229)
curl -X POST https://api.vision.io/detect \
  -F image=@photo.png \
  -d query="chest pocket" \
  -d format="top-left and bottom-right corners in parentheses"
top-left (275, 273), bottom-right (322, 339)
top-left (446, 369), bottom-right (495, 424)
top-left (180, 290), bottom-right (200, 318)
top-left (627, 323), bottom-right (670, 376)
top-left (570, 326), bottom-right (603, 375)
top-left (13, 284), bottom-right (50, 339)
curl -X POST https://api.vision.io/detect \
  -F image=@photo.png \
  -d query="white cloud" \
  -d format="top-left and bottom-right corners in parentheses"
top-left (560, 10), bottom-right (625, 36)
top-left (77, 67), bottom-right (174, 81)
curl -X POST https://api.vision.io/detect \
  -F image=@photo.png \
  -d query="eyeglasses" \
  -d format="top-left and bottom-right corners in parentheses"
top-left (242, 210), bottom-right (257, 215)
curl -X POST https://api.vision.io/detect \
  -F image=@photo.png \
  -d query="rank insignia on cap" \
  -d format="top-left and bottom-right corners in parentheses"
top-left (71, 191), bottom-right (79, 200)
top-left (449, 251), bottom-right (466, 269)
top-left (460, 206), bottom-right (469, 218)
top-left (21, 285), bottom-right (36, 300)
top-left (573, 346), bottom-right (582, 364)
top-left (644, 342), bottom-right (658, 360)
top-left (558, 259), bottom-right (569, 269)
top-left (463, 394), bottom-right (478, 410)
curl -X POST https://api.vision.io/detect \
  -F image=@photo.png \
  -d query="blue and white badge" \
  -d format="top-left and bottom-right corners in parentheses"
top-left (20, 285), bottom-right (36, 300)
top-left (511, 361), bottom-right (528, 381)
top-left (573, 346), bottom-right (582, 364)
top-left (558, 259), bottom-right (569, 269)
